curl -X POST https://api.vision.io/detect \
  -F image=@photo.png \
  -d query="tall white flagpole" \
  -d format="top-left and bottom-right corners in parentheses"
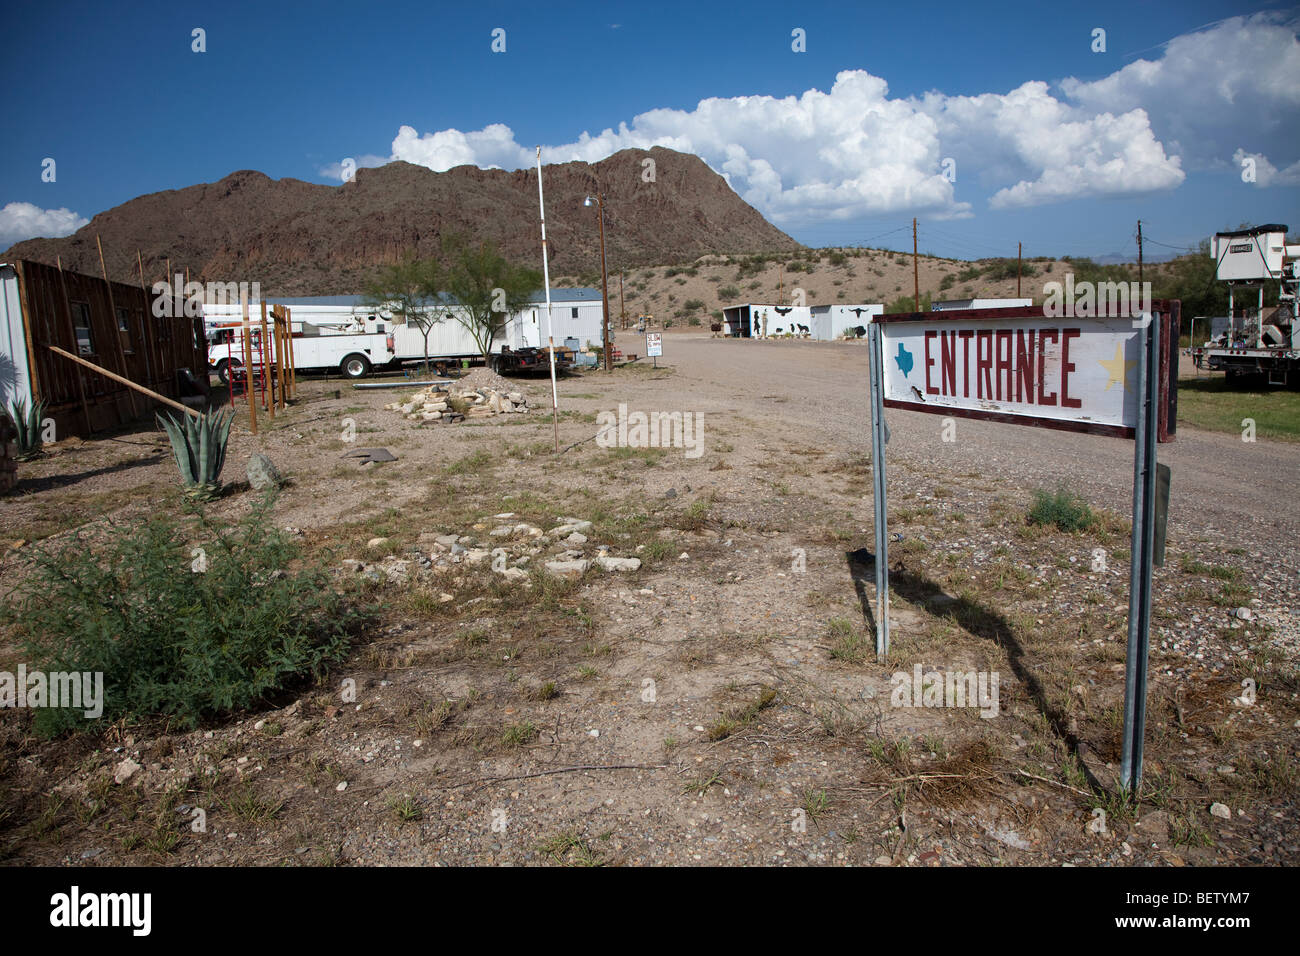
top-left (536, 145), bottom-right (560, 453)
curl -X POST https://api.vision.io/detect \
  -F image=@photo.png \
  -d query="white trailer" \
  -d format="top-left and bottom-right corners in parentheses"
top-left (203, 289), bottom-right (606, 373)
top-left (810, 304), bottom-right (883, 339)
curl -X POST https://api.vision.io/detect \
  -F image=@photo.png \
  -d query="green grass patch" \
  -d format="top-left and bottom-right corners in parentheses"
top-left (1176, 376), bottom-right (1300, 441)
top-left (1026, 487), bottom-right (1096, 532)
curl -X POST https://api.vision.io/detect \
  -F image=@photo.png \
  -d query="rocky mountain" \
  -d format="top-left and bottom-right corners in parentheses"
top-left (4, 147), bottom-right (801, 296)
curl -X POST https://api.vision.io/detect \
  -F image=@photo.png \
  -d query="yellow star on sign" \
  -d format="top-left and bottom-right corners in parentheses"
top-left (1098, 343), bottom-right (1137, 392)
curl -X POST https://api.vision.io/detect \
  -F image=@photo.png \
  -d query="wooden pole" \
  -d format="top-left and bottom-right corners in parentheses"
top-left (913, 218), bottom-right (920, 313)
top-left (96, 235), bottom-right (138, 420)
top-left (55, 256), bottom-right (94, 436)
top-left (260, 301), bottom-right (274, 418)
top-left (276, 307), bottom-right (289, 408)
top-left (241, 298), bottom-right (258, 434)
top-left (136, 250), bottom-right (158, 391)
top-left (47, 346), bottom-right (200, 419)
top-left (1017, 241), bottom-right (1022, 298)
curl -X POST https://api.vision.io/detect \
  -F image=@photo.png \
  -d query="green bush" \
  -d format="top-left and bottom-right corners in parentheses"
top-left (683, 299), bottom-right (706, 311)
top-left (3, 495), bottom-right (364, 735)
top-left (718, 285), bottom-right (741, 300)
top-left (1026, 488), bottom-right (1096, 532)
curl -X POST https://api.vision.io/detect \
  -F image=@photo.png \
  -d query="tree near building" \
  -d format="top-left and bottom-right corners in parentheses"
top-left (441, 235), bottom-right (542, 364)
top-left (363, 257), bottom-right (445, 373)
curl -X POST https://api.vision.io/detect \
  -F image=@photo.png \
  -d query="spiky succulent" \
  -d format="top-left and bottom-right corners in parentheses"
top-left (156, 409), bottom-right (234, 499)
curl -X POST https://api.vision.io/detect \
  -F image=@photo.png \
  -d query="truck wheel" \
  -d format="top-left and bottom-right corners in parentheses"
top-left (341, 354), bottom-right (371, 379)
top-left (218, 359), bottom-right (242, 385)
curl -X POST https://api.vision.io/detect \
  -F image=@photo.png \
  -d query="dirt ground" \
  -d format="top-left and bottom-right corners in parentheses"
top-left (1, 333), bottom-right (1296, 867)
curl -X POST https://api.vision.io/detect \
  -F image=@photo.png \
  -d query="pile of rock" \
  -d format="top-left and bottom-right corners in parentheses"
top-left (386, 373), bottom-right (532, 424)
top-left (335, 513), bottom-right (643, 592)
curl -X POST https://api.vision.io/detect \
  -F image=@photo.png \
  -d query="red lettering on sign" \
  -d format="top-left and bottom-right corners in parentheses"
top-left (1061, 328), bottom-right (1081, 408)
top-left (940, 331), bottom-right (957, 396)
top-left (924, 330), bottom-right (939, 395)
top-left (1037, 330), bottom-right (1058, 406)
top-left (958, 330), bottom-right (974, 398)
top-left (976, 330), bottom-right (993, 399)
top-left (995, 331), bottom-right (1013, 402)
top-left (1016, 330), bottom-right (1036, 404)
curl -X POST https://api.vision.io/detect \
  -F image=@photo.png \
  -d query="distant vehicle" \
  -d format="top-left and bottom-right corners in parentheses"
top-left (1191, 224), bottom-right (1299, 386)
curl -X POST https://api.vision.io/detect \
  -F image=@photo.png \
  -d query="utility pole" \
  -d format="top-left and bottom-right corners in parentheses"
top-left (778, 263), bottom-right (783, 306)
top-left (1137, 220), bottom-right (1144, 290)
top-left (619, 271), bottom-right (626, 330)
top-left (912, 218), bottom-right (920, 312)
top-left (1017, 241), bottom-right (1022, 298)
top-left (597, 193), bottom-right (611, 371)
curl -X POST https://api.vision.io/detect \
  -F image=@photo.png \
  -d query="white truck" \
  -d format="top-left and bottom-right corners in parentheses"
top-left (205, 320), bottom-right (396, 381)
top-left (1191, 224), bottom-right (1299, 386)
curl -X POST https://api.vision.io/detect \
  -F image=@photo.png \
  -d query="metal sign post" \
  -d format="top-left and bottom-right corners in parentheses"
top-left (869, 303), bottom-right (1180, 793)
top-left (868, 322), bottom-right (890, 659)
top-left (1121, 315), bottom-right (1161, 793)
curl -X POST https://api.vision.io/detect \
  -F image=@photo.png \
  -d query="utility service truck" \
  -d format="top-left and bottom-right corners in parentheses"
top-left (1192, 224), bottom-right (1299, 386)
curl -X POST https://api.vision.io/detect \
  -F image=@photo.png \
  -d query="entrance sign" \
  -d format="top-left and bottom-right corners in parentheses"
top-left (878, 306), bottom-right (1177, 442)
top-left (867, 303), bottom-right (1181, 792)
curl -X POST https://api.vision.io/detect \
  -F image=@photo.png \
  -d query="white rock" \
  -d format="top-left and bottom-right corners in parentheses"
top-left (113, 758), bottom-right (141, 784)
top-left (596, 555), bottom-right (641, 572)
top-left (566, 532), bottom-right (588, 545)
top-left (545, 559), bottom-right (591, 577)
top-left (367, 537), bottom-right (390, 549)
top-left (1209, 802), bottom-right (1232, 819)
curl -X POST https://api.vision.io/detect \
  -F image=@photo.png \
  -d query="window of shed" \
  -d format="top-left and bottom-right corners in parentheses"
top-left (72, 302), bottom-right (95, 354)
top-left (571, 307), bottom-right (579, 318)
top-left (117, 307), bottom-right (134, 352)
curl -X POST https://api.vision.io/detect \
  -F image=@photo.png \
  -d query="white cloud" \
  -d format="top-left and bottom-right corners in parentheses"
top-left (0, 202), bottom-right (88, 247)
top-left (1234, 148), bottom-right (1300, 188)
top-left (359, 13), bottom-right (1296, 224)
top-left (1062, 12), bottom-right (1300, 176)
top-left (317, 153), bottom-right (389, 182)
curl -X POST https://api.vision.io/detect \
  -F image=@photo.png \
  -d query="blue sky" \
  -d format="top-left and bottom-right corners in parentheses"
top-left (3, 0), bottom-right (1297, 261)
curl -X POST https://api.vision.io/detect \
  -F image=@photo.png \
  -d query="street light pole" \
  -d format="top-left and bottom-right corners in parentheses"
top-left (586, 191), bottom-right (612, 371)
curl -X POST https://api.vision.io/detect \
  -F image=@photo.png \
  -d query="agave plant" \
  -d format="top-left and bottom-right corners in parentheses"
top-left (6, 397), bottom-right (48, 460)
top-left (156, 409), bottom-right (235, 499)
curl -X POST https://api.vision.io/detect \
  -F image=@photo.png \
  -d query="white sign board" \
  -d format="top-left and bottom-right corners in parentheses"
top-left (646, 333), bottom-right (662, 357)
top-left (878, 308), bottom-right (1176, 440)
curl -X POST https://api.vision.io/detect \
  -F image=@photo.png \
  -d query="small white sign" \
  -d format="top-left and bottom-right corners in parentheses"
top-left (646, 333), bottom-right (662, 357)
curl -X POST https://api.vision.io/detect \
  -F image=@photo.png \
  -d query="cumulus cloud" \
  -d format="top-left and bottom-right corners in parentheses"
top-left (1234, 148), bottom-right (1300, 188)
top-left (353, 13), bottom-right (1295, 224)
top-left (1062, 12), bottom-right (1300, 177)
top-left (0, 202), bottom-right (88, 247)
